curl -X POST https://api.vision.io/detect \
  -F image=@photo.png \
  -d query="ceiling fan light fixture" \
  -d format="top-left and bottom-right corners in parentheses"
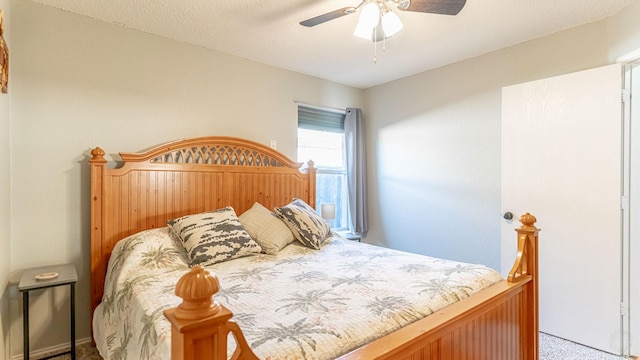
top-left (381, 10), bottom-right (403, 37)
top-left (397, 0), bottom-right (411, 10)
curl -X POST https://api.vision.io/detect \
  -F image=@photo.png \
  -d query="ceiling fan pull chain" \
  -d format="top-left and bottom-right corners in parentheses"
top-left (373, 30), bottom-right (378, 64)
top-left (373, 43), bottom-right (378, 64)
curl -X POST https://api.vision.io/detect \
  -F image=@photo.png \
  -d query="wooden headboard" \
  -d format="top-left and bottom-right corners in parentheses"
top-left (89, 136), bottom-right (316, 315)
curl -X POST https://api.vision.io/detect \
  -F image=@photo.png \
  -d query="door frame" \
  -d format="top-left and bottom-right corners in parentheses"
top-left (618, 49), bottom-right (640, 357)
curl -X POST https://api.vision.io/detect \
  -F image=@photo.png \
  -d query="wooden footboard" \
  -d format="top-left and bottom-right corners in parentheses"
top-left (165, 213), bottom-right (539, 360)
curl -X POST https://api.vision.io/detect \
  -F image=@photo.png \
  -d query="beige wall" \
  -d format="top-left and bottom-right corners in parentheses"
top-left (7, 1), bottom-right (363, 356)
top-left (0, 0), bottom-right (11, 358)
top-left (363, 1), bottom-right (640, 270)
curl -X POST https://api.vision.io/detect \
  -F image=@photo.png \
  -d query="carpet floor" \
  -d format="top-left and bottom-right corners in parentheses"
top-left (32, 342), bottom-right (100, 360)
top-left (41, 333), bottom-right (627, 359)
top-left (539, 332), bottom-right (625, 360)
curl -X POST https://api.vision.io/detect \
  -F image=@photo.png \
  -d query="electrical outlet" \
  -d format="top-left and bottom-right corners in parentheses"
top-left (270, 140), bottom-right (277, 149)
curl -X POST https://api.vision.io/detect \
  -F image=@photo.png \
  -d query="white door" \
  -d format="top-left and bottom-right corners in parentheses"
top-left (501, 64), bottom-right (623, 355)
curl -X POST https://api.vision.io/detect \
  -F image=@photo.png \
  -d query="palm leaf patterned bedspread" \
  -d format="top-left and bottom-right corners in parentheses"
top-left (95, 227), bottom-right (503, 360)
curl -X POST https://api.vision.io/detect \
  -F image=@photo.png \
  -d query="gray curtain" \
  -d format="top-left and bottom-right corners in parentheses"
top-left (344, 108), bottom-right (368, 236)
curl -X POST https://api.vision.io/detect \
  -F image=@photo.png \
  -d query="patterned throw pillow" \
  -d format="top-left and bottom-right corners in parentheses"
top-left (167, 207), bottom-right (262, 266)
top-left (274, 198), bottom-right (330, 250)
top-left (239, 202), bottom-right (296, 255)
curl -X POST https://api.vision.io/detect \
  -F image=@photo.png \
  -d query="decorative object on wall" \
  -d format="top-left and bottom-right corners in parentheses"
top-left (0, 9), bottom-right (7, 94)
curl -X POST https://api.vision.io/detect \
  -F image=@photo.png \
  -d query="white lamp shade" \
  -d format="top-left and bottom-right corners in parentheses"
top-left (357, 2), bottom-right (380, 29)
top-left (320, 203), bottom-right (336, 220)
top-left (381, 11), bottom-right (403, 37)
top-left (353, 20), bottom-right (374, 40)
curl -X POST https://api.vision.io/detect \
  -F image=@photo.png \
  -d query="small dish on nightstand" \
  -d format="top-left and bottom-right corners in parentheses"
top-left (34, 272), bottom-right (59, 280)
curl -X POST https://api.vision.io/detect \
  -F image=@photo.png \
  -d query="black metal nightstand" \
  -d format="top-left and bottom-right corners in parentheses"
top-left (18, 264), bottom-right (77, 360)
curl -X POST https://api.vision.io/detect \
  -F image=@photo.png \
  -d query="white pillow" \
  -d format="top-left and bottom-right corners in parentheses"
top-left (239, 202), bottom-right (296, 255)
top-left (167, 206), bottom-right (262, 266)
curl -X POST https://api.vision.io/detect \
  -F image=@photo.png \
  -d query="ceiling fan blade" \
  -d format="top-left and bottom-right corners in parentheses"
top-left (300, 7), bottom-right (356, 27)
top-left (399, 0), bottom-right (466, 15)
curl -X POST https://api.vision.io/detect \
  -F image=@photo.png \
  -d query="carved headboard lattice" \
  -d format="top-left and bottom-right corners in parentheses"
top-left (89, 136), bottom-right (316, 318)
top-left (149, 145), bottom-right (289, 167)
top-left (118, 136), bottom-right (307, 168)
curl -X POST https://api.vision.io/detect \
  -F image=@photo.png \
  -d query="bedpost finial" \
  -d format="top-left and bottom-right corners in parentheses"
top-left (173, 265), bottom-right (221, 320)
top-left (516, 212), bottom-right (539, 235)
top-left (90, 147), bottom-right (106, 162)
top-left (519, 212), bottom-right (536, 227)
top-left (306, 160), bottom-right (316, 170)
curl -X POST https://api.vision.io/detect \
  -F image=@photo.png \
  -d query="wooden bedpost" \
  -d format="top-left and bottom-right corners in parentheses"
top-left (89, 147), bottom-right (107, 318)
top-left (508, 213), bottom-right (539, 360)
top-left (164, 266), bottom-right (259, 360)
top-left (305, 160), bottom-right (316, 208)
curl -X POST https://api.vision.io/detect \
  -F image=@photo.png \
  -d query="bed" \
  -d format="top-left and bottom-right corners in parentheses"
top-left (89, 136), bottom-right (539, 360)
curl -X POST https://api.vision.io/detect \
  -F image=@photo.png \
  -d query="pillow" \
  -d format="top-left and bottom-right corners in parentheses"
top-left (274, 198), bottom-right (331, 250)
top-left (167, 206), bottom-right (262, 266)
top-left (239, 202), bottom-right (296, 255)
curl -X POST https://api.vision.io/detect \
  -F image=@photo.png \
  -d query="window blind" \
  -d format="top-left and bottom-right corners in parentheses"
top-left (298, 106), bottom-right (345, 133)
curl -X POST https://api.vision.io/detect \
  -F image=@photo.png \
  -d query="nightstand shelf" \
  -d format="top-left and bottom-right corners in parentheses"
top-left (18, 263), bottom-right (77, 360)
top-left (340, 232), bottom-right (362, 242)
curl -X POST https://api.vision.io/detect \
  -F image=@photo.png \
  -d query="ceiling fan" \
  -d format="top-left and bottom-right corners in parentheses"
top-left (300, 0), bottom-right (467, 29)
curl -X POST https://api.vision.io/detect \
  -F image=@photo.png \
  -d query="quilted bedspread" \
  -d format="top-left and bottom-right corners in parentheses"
top-left (94, 227), bottom-right (502, 360)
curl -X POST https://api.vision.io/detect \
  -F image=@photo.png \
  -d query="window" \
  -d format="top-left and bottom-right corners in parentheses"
top-left (297, 106), bottom-right (349, 231)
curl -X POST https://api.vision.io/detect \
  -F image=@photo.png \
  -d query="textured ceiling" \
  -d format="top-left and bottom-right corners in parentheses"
top-left (29, 0), bottom-right (636, 89)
